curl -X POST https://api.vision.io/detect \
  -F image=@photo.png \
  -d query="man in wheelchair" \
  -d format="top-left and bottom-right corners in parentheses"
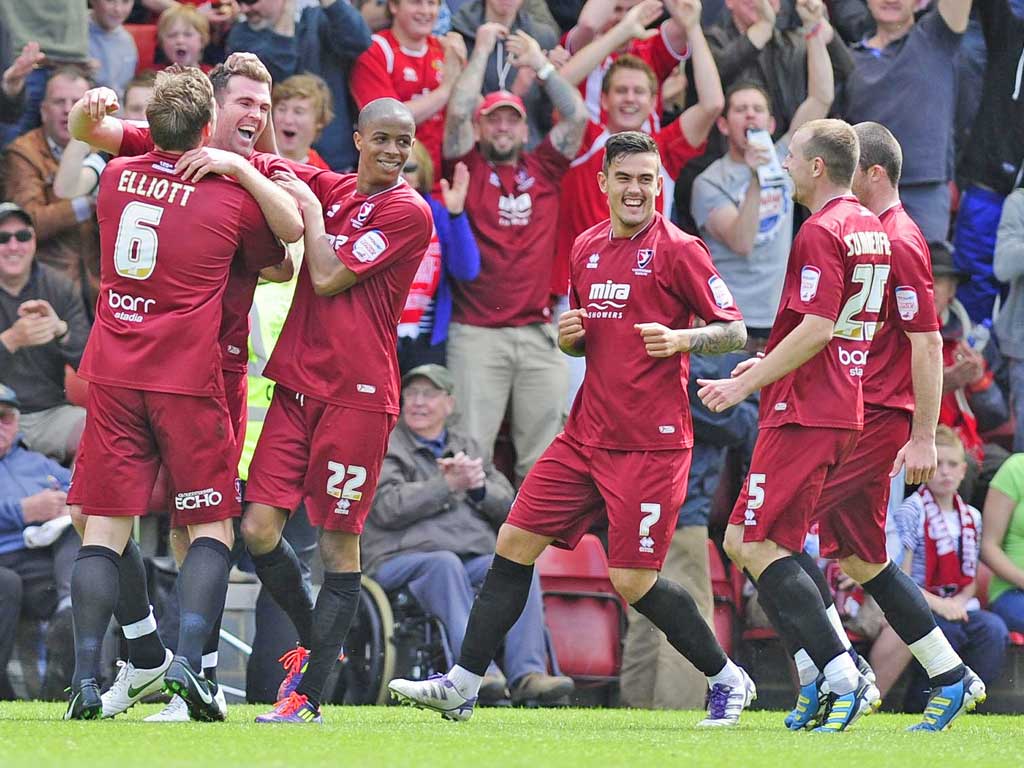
top-left (363, 365), bottom-right (574, 706)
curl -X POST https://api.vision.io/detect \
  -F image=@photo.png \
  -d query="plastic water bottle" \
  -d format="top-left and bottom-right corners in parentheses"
top-left (967, 319), bottom-right (992, 352)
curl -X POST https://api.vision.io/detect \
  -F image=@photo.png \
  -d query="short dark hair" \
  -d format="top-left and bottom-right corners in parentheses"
top-left (799, 119), bottom-right (859, 187)
top-left (208, 52), bottom-right (272, 103)
top-left (853, 121), bottom-right (902, 186)
top-left (724, 81), bottom-right (772, 115)
top-left (602, 131), bottom-right (659, 172)
top-left (147, 66), bottom-right (215, 152)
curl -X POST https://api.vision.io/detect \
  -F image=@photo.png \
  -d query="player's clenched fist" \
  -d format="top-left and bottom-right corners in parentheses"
top-left (558, 308), bottom-right (587, 354)
top-left (634, 322), bottom-right (684, 357)
top-left (81, 87), bottom-right (119, 122)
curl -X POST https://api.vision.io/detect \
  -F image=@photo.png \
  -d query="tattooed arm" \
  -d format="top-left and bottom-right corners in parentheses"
top-left (504, 30), bottom-right (588, 160)
top-left (636, 320), bottom-right (747, 358)
top-left (444, 24), bottom-right (507, 160)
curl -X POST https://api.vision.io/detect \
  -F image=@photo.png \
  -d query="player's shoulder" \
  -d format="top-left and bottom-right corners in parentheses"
top-left (575, 218), bottom-right (612, 249)
top-left (649, 212), bottom-right (705, 250)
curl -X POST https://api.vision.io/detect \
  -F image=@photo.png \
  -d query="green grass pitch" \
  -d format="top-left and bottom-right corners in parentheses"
top-left (0, 703), bottom-right (1019, 768)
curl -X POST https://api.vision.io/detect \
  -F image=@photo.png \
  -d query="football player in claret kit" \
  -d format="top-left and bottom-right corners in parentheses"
top-left (794, 122), bottom-right (984, 732)
top-left (235, 98), bottom-right (433, 724)
top-left (63, 67), bottom-right (287, 721)
top-left (390, 131), bottom-right (757, 728)
top-left (699, 118), bottom-right (895, 732)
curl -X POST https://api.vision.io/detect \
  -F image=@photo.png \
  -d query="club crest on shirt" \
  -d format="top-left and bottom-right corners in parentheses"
top-left (351, 201), bottom-right (375, 228)
top-left (800, 266), bottom-right (821, 302)
top-left (352, 229), bottom-right (388, 263)
top-left (895, 286), bottom-right (919, 320)
top-left (633, 249), bottom-right (654, 276)
top-left (403, 66), bottom-right (418, 83)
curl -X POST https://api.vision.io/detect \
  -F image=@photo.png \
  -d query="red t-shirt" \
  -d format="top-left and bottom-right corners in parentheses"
top-left (350, 30), bottom-right (446, 182)
top-left (80, 151), bottom-right (283, 395)
top-left (306, 148), bottom-right (331, 170)
top-left (447, 138), bottom-right (569, 327)
top-left (565, 212), bottom-right (743, 451)
top-left (760, 196), bottom-right (892, 430)
top-left (118, 123), bottom-right (292, 372)
top-left (565, 25), bottom-right (687, 134)
top-left (863, 203), bottom-right (940, 412)
top-left (262, 175), bottom-right (433, 414)
top-left (552, 118), bottom-right (704, 295)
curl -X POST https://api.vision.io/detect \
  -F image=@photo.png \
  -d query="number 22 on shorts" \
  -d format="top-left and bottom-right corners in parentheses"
top-left (744, 473), bottom-right (766, 526)
top-left (327, 461), bottom-right (367, 515)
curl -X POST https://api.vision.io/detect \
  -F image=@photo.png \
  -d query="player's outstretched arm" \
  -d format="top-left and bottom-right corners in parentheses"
top-left (677, 8), bottom-right (724, 149)
top-left (558, 0), bottom-right (663, 86)
top-left (784, 0), bottom-right (835, 143)
top-left (68, 87), bottom-right (125, 155)
top-left (636, 319), bottom-right (746, 357)
top-left (891, 329), bottom-right (942, 484)
top-left (697, 313), bottom-right (832, 411)
top-left (444, 22), bottom-right (506, 159)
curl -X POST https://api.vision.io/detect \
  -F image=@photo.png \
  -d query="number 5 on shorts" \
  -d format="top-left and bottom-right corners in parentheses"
top-left (747, 474), bottom-right (766, 510)
top-left (326, 461), bottom-right (367, 501)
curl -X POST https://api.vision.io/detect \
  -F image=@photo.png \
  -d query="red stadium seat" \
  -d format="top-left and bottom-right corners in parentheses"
top-left (536, 534), bottom-right (625, 684)
top-left (126, 24), bottom-right (158, 74)
top-left (708, 540), bottom-right (736, 656)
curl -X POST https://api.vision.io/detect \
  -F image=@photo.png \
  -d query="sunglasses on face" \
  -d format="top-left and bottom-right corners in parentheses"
top-left (0, 230), bottom-right (32, 245)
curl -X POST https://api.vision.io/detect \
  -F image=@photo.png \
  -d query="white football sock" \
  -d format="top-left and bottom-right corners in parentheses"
top-left (707, 658), bottom-right (742, 687)
top-left (202, 651), bottom-right (218, 671)
top-left (822, 653), bottom-right (859, 696)
top-left (794, 649), bottom-right (819, 686)
top-left (826, 605), bottom-right (852, 650)
top-left (447, 665), bottom-right (482, 699)
top-left (908, 627), bottom-right (963, 680)
top-left (121, 606), bottom-right (158, 640)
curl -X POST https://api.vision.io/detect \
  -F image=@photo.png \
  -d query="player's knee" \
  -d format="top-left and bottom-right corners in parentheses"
top-left (495, 524), bottom-right (550, 565)
top-left (838, 555), bottom-right (884, 585)
top-left (319, 531), bottom-right (360, 572)
top-left (609, 568), bottom-right (657, 604)
top-left (240, 507), bottom-right (281, 554)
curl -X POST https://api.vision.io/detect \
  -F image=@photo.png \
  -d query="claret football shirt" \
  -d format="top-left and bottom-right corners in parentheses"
top-left (760, 196), bottom-right (892, 430)
top-left (262, 174), bottom-right (432, 415)
top-left (565, 212), bottom-right (743, 451)
top-left (80, 150), bottom-right (283, 395)
top-left (862, 203), bottom-right (940, 413)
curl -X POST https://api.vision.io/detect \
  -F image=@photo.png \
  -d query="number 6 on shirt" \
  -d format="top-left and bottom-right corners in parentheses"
top-left (113, 201), bottom-right (164, 280)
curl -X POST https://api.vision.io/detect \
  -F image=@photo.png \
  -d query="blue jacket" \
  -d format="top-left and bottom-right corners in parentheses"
top-left (0, 439), bottom-right (71, 555)
top-left (426, 195), bottom-right (480, 346)
top-left (227, 2), bottom-right (372, 171)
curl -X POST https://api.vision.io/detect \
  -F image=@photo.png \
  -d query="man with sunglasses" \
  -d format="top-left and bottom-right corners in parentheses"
top-left (0, 203), bottom-right (90, 466)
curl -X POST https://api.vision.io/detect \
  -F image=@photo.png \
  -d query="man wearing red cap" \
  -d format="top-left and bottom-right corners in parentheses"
top-left (441, 23), bottom-right (588, 484)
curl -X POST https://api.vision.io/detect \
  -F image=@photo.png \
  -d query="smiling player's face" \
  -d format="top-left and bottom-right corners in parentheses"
top-left (355, 118), bottom-right (416, 190)
top-left (212, 76), bottom-right (271, 158)
top-left (599, 151), bottom-right (662, 233)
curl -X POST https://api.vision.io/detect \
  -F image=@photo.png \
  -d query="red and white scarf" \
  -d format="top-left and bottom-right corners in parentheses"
top-left (920, 486), bottom-right (977, 597)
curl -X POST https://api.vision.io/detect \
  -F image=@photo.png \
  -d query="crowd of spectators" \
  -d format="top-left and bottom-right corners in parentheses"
top-left (3, 0), bottom-right (1024, 712)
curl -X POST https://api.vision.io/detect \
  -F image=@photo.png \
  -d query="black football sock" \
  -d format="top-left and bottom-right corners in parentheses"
top-left (294, 571), bottom-right (362, 709)
top-left (71, 545), bottom-right (121, 686)
top-left (175, 537), bottom-right (231, 672)
top-left (202, 611), bottom-right (222, 685)
top-left (632, 576), bottom-right (728, 677)
top-left (250, 538), bottom-right (314, 647)
top-left (756, 556), bottom-right (847, 671)
top-left (113, 538), bottom-right (166, 669)
top-left (862, 561), bottom-right (964, 686)
top-left (793, 551), bottom-right (858, 660)
top-left (751, 576), bottom-right (800, 656)
top-left (457, 555), bottom-right (535, 676)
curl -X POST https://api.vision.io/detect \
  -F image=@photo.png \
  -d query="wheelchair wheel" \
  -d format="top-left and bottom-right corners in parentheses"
top-left (326, 576), bottom-right (396, 705)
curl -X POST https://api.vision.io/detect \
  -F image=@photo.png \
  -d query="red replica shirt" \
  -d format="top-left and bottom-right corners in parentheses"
top-left (448, 138), bottom-right (569, 327)
top-left (350, 31), bottom-right (446, 182)
top-left (863, 203), bottom-right (940, 412)
top-left (565, 213), bottom-right (743, 451)
top-left (263, 175), bottom-right (432, 414)
top-left (80, 151), bottom-right (283, 395)
top-left (566, 26), bottom-right (686, 133)
top-left (118, 123), bottom-right (291, 371)
top-left (552, 118), bottom-right (704, 295)
top-left (760, 196), bottom-right (892, 430)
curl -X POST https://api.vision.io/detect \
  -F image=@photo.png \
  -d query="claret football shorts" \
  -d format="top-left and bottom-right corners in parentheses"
top-left (507, 432), bottom-right (691, 570)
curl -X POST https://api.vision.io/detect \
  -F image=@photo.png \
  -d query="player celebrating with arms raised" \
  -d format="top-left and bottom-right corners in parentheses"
top-left (390, 131), bottom-right (756, 728)
top-left (64, 67), bottom-right (286, 720)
